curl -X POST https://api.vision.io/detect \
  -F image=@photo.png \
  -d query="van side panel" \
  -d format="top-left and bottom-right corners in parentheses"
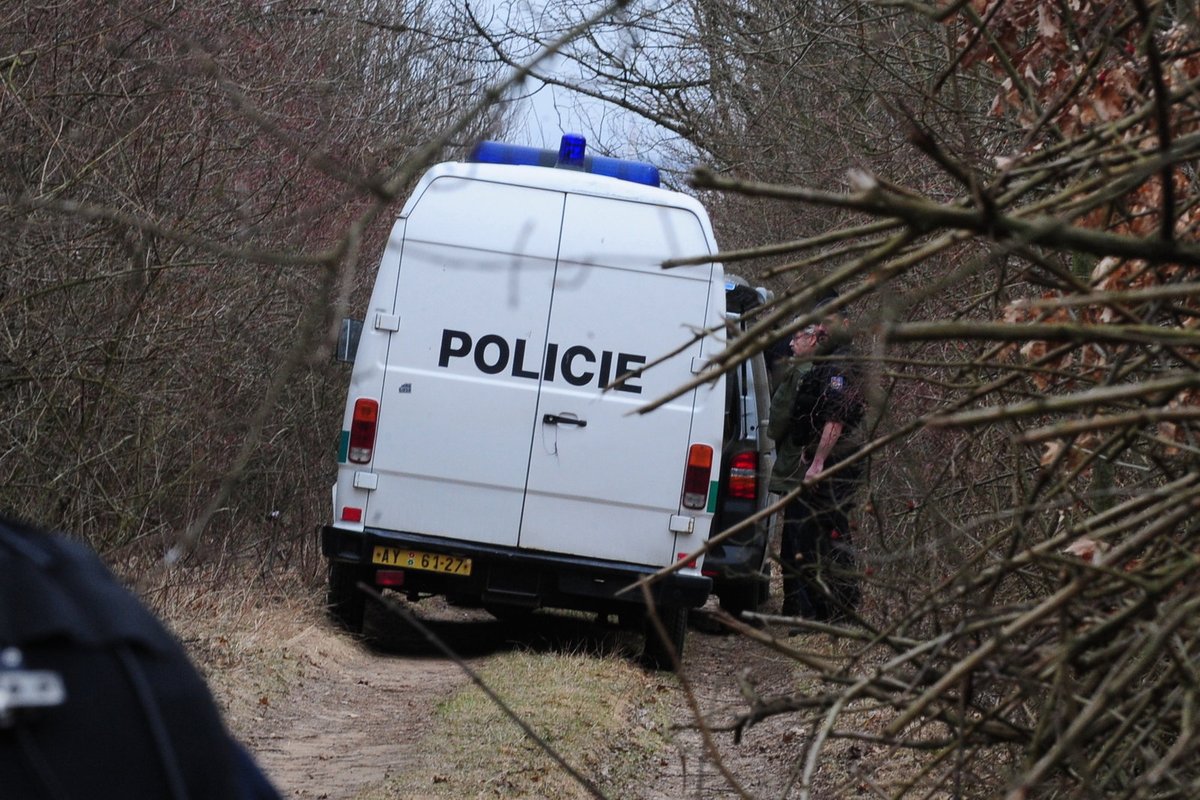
top-left (330, 221), bottom-right (408, 533)
top-left (363, 177), bottom-right (565, 546)
top-left (519, 194), bottom-right (719, 567)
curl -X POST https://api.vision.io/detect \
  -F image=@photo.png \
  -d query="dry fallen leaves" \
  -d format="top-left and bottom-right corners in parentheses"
top-left (1063, 536), bottom-right (1109, 564)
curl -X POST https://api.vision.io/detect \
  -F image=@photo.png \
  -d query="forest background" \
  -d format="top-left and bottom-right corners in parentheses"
top-left (3, 1), bottom-right (1200, 797)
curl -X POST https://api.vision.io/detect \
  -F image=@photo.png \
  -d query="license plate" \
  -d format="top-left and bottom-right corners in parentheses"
top-left (371, 546), bottom-right (472, 576)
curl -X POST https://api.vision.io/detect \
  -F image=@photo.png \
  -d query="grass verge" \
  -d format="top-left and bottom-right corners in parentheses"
top-left (358, 647), bottom-right (675, 800)
top-left (123, 556), bottom-right (321, 720)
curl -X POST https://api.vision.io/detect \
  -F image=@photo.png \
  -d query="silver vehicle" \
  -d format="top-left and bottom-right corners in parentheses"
top-left (703, 278), bottom-right (775, 619)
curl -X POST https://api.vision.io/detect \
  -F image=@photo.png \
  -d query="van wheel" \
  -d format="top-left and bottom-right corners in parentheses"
top-left (718, 581), bottom-right (762, 621)
top-left (327, 561), bottom-right (366, 633)
top-left (641, 604), bottom-right (688, 671)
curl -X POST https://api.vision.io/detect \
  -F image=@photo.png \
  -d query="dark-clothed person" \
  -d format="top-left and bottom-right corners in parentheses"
top-left (0, 515), bottom-right (281, 800)
top-left (767, 312), bottom-right (865, 621)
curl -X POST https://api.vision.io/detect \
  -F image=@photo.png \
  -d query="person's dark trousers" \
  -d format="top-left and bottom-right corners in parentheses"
top-left (780, 464), bottom-right (862, 620)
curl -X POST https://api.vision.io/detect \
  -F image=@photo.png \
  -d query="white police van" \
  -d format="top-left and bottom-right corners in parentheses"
top-left (321, 136), bottom-right (727, 667)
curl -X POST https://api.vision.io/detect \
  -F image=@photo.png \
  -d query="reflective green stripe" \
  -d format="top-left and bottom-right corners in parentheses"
top-left (707, 481), bottom-right (719, 513)
top-left (337, 430), bottom-right (349, 463)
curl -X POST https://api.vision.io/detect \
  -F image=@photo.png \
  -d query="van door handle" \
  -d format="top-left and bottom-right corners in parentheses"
top-left (543, 414), bottom-right (587, 428)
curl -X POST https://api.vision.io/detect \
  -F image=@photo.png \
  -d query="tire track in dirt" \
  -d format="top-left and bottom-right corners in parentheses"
top-left (226, 595), bottom-right (536, 800)
top-left (236, 622), bottom-right (471, 799)
top-left (645, 614), bottom-right (808, 800)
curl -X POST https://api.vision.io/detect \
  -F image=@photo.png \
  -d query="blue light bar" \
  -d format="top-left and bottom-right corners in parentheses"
top-left (469, 141), bottom-right (556, 168)
top-left (558, 133), bottom-right (586, 164)
top-left (588, 154), bottom-right (660, 187)
top-left (468, 135), bottom-right (660, 187)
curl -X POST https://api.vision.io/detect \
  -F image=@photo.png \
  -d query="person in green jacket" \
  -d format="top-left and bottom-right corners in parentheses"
top-left (767, 302), bottom-right (865, 621)
top-left (767, 323), bottom-right (822, 493)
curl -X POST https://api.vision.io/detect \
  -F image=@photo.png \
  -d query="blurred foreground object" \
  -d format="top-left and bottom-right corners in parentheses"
top-left (0, 515), bottom-right (280, 800)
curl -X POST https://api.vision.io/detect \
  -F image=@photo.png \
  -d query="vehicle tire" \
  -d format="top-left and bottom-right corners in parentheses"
top-left (641, 604), bottom-right (688, 671)
top-left (326, 561), bottom-right (366, 633)
top-left (758, 570), bottom-right (772, 604)
top-left (717, 580), bottom-right (761, 621)
top-left (616, 606), bottom-right (644, 630)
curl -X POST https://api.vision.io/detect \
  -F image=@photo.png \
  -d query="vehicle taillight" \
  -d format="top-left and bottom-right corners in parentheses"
top-left (681, 444), bottom-right (714, 510)
top-left (348, 398), bottom-right (379, 464)
top-left (376, 570), bottom-right (405, 587)
top-left (729, 451), bottom-right (758, 499)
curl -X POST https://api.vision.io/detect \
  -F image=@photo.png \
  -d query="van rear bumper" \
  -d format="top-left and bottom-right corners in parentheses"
top-left (321, 525), bottom-right (711, 610)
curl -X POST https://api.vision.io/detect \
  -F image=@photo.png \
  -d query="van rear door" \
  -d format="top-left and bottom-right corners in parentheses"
top-left (519, 194), bottom-right (719, 567)
top-left (365, 175), bottom-right (564, 548)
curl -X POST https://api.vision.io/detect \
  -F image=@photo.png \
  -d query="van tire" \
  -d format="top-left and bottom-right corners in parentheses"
top-left (718, 581), bottom-right (761, 620)
top-left (327, 561), bottom-right (366, 633)
top-left (642, 604), bottom-right (688, 671)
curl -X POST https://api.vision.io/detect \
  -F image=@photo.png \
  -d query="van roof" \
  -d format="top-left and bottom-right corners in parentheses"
top-left (401, 161), bottom-right (709, 218)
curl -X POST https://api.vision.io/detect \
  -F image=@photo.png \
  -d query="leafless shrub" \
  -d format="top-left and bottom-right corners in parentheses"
top-left (1, 0), bottom-right (504, 556)
top-left (485, 0), bottom-right (1200, 795)
top-left (7, 0), bottom-right (1200, 794)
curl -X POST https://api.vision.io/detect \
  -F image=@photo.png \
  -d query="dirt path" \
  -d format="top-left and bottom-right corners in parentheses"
top-left (222, 599), bottom-right (809, 800)
top-left (645, 613), bottom-right (808, 799)
top-left (234, 618), bottom-right (472, 798)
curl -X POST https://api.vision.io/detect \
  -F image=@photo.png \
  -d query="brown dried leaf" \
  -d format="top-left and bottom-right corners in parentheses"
top-left (1037, 6), bottom-right (1063, 46)
top-left (1040, 440), bottom-right (1064, 467)
top-left (1092, 83), bottom-right (1125, 121)
top-left (1079, 344), bottom-right (1108, 380)
top-left (1063, 536), bottom-right (1108, 564)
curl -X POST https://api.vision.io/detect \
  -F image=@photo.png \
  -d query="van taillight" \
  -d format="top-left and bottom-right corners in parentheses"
top-left (682, 444), bottom-right (714, 510)
top-left (729, 451), bottom-right (758, 499)
top-left (348, 398), bottom-right (379, 463)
